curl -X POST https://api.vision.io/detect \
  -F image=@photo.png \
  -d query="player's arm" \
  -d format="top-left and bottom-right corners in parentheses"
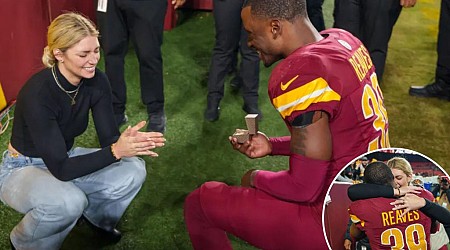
top-left (269, 136), bottom-right (291, 156)
top-left (344, 219), bottom-right (354, 250)
top-left (348, 183), bottom-right (422, 201)
top-left (349, 205), bottom-right (367, 240)
top-left (248, 110), bottom-right (332, 202)
top-left (349, 223), bottom-right (366, 240)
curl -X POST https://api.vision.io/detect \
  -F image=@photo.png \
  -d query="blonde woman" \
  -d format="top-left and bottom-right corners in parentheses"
top-left (0, 13), bottom-right (165, 249)
top-left (388, 157), bottom-right (450, 250)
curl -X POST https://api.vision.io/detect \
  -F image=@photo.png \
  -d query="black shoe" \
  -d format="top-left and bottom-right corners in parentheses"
top-left (78, 216), bottom-right (122, 243)
top-left (147, 112), bottom-right (166, 133)
top-left (409, 78), bottom-right (450, 100)
top-left (243, 104), bottom-right (263, 120)
top-left (115, 113), bottom-right (128, 127)
top-left (10, 238), bottom-right (15, 250)
top-left (204, 99), bottom-right (220, 122)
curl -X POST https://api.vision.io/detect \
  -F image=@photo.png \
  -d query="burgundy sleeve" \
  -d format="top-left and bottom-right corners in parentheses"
top-left (253, 153), bottom-right (329, 202)
top-left (269, 136), bottom-right (291, 156)
top-left (349, 202), bottom-right (366, 232)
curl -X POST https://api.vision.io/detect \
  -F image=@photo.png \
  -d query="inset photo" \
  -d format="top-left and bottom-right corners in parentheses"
top-left (323, 148), bottom-right (450, 250)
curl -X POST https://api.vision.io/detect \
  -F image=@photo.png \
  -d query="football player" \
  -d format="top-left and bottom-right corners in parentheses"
top-left (184, 0), bottom-right (389, 248)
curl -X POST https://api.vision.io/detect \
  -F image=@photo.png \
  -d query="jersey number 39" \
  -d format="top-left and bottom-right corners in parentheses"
top-left (381, 223), bottom-right (427, 249)
top-left (362, 73), bottom-right (390, 151)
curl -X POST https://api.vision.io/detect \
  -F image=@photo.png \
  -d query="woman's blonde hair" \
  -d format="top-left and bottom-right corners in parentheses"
top-left (386, 157), bottom-right (413, 177)
top-left (42, 12), bottom-right (99, 68)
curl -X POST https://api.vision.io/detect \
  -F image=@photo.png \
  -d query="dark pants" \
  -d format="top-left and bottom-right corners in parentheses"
top-left (207, 0), bottom-right (260, 106)
top-left (307, 0), bottom-right (325, 31)
top-left (97, 0), bottom-right (167, 115)
top-left (333, 0), bottom-right (402, 82)
top-left (436, 0), bottom-right (450, 83)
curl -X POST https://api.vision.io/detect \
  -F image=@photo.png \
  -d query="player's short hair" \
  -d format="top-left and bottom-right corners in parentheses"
top-left (363, 161), bottom-right (394, 186)
top-left (243, 0), bottom-right (307, 22)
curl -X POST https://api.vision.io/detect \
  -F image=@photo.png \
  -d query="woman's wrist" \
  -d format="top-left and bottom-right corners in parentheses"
top-left (111, 143), bottom-right (121, 160)
top-left (419, 197), bottom-right (426, 208)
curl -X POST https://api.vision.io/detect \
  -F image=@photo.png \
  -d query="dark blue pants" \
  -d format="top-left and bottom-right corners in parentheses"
top-left (436, 0), bottom-right (450, 83)
top-left (333, 0), bottom-right (402, 82)
top-left (97, 0), bottom-right (167, 115)
top-left (207, 0), bottom-right (260, 106)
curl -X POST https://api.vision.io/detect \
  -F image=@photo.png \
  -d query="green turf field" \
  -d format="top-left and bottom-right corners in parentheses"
top-left (0, 1), bottom-right (448, 249)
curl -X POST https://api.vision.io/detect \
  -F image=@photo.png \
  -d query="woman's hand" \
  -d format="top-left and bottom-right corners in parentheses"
top-left (229, 132), bottom-right (272, 159)
top-left (113, 121), bottom-right (165, 158)
top-left (344, 239), bottom-right (352, 250)
top-left (390, 193), bottom-right (426, 217)
top-left (172, 0), bottom-right (186, 9)
top-left (401, 0), bottom-right (416, 8)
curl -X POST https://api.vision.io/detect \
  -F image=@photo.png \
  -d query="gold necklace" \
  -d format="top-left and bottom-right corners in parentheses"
top-left (51, 66), bottom-right (82, 105)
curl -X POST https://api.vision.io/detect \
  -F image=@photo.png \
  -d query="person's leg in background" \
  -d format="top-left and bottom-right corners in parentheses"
top-left (436, 0), bottom-right (450, 87)
top-left (307, 0), bottom-right (326, 31)
top-left (238, 26), bottom-right (262, 118)
top-left (436, 0), bottom-right (450, 86)
top-left (229, 49), bottom-right (241, 92)
top-left (333, 0), bottom-right (362, 38)
top-left (127, 0), bottom-right (168, 132)
top-left (360, 0), bottom-right (402, 83)
top-left (409, 0), bottom-right (450, 99)
top-left (204, 0), bottom-right (243, 122)
top-left (97, 0), bottom-right (130, 127)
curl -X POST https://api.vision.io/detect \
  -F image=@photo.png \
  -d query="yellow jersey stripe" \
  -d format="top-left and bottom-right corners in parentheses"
top-left (272, 78), bottom-right (341, 118)
top-left (350, 214), bottom-right (361, 223)
top-left (349, 214), bottom-right (365, 227)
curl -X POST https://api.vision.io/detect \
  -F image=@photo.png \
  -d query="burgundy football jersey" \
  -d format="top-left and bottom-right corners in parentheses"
top-left (350, 196), bottom-right (432, 250)
top-left (422, 189), bottom-right (435, 202)
top-left (268, 28), bottom-right (389, 183)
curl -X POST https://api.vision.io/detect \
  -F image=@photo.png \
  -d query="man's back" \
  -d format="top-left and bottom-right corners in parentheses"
top-left (350, 197), bottom-right (432, 249)
top-left (268, 28), bottom-right (389, 198)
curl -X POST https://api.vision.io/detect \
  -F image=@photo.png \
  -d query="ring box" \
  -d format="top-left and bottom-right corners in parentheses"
top-left (232, 114), bottom-right (259, 143)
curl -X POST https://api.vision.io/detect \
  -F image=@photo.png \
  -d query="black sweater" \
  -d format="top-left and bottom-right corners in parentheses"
top-left (10, 67), bottom-right (120, 181)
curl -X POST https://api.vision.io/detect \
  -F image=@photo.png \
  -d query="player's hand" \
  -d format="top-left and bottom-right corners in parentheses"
top-left (241, 169), bottom-right (258, 187)
top-left (113, 121), bottom-right (166, 158)
top-left (397, 185), bottom-right (422, 196)
top-left (344, 239), bottom-right (352, 250)
top-left (172, 0), bottom-right (186, 9)
top-left (390, 193), bottom-right (426, 217)
top-left (229, 132), bottom-right (272, 159)
top-left (401, 0), bottom-right (416, 8)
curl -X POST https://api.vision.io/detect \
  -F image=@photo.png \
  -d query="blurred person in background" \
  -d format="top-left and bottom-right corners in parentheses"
top-left (96, 0), bottom-right (185, 132)
top-left (204, 0), bottom-right (261, 122)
